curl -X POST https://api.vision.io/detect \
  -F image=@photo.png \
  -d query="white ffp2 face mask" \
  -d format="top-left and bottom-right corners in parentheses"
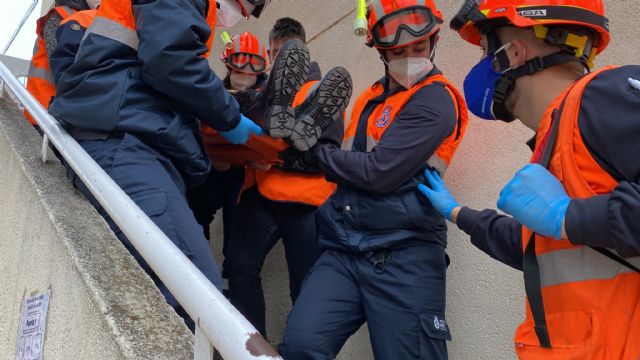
top-left (387, 57), bottom-right (434, 89)
top-left (229, 72), bottom-right (258, 91)
top-left (86, 0), bottom-right (101, 9)
top-left (216, 0), bottom-right (245, 29)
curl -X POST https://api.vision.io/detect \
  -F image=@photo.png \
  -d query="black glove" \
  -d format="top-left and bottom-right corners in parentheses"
top-left (278, 146), bottom-right (323, 174)
top-left (317, 114), bottom-right (344, 147)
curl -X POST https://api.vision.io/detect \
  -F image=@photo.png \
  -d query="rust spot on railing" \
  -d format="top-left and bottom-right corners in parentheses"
top-left (245, 332), bottom-right (280, 358)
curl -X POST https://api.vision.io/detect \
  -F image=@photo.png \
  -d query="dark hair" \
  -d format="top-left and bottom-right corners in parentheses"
top-left (55, 0), bottom-right (90, 11)
top-left (269, 17), bottom-right (306, 44)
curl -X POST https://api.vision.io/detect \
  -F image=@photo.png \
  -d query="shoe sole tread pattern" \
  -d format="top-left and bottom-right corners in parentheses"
top-left (291, 67), bottom-right (353, 151)
top-left (266, 40), bottom-right (310, 139)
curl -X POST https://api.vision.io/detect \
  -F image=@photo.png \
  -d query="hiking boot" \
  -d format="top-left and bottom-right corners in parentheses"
top-left (289, 67), bottom-right (353, 151)
top-left (264, 39), bottom-right (310, 138)
top-left (232, 39), bottom-right (310, 137)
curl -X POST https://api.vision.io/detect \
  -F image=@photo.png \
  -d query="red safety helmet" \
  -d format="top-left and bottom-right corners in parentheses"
top-left (221, 32), bottom-right (269, 75)
top-left (450, 0), bottom-right (610, 56)
top-left (366, 0), bottom-right (444, 49)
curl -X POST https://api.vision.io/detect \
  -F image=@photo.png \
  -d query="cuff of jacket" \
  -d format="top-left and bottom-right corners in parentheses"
top-left (456, 206), bottom-right (482, 235)
top-left (566, 194), bottom-right (610, 247)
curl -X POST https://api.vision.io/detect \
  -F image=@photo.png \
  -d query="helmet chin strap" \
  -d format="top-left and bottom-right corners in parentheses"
top-left (379, 52), bottom-right (391, 85)
top-left (429, 32), bottom-right (438, 62)
top-left (488, 31), bottom-right (589, 122)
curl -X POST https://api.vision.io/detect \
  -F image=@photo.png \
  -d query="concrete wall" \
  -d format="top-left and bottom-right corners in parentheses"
top-left (0, 98), bottom-right (193, 359)
top-left (211, 1), bottom-right (640, 359)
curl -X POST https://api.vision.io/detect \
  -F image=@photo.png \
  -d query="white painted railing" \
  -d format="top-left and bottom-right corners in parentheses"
top-left (2, 0), bottom-right (40, 55)
top-left (0, 59), bottom-right (281, 360)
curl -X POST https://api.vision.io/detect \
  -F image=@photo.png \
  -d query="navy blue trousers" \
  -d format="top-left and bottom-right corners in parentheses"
top-left (66, 134), bottom-right (223, 328)
top-left (223, 187), bottom-right (321, 337)
top-left (279, 243), bottom-right (451, 360)
top-left (186, 165), bottom-right (243, 245)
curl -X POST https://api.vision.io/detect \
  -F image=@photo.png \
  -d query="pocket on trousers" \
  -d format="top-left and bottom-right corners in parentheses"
top-left (420, 311), bottom-right (452, 341)
top-left (514, 310), bottom-right (607, 360)
top-left (131, 189), bottom-right (168, 217)
top-left (418, 311), bottom-right (451, 359)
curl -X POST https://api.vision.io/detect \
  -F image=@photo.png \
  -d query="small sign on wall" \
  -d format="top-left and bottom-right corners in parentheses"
top-left (15, 290), bottom-right (51, 360)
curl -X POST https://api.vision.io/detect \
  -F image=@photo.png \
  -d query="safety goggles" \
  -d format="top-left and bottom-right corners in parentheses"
top-left (226, 52), bottom-right (267, 74)
top-left (370, 6), bottom-right (442, 49)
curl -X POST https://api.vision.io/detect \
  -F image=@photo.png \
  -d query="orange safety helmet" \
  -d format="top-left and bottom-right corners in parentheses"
top-left (366, 0), bottom-right (444, 49)
top-left (450, 0), bottom-right (610, 58)
top-left (221, 32), bottom-right (269, 74)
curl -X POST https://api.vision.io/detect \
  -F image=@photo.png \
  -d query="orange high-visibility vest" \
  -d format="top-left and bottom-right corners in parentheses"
top-left (344, 73), bottom-right (468, 175)
top-left (25, 6), bottom-right (76, 125)
top-left (515, 66), bottom-right (640, 359)
top-left (250, 81), bottom-right (337, 207)
top-left (60, 9), bottom-right (97, 28)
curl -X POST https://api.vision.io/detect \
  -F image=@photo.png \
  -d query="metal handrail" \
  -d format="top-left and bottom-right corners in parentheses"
top-left (2, 0), bottom-right (40, 55)
top-left (0, 60), bottom-right (281, 360)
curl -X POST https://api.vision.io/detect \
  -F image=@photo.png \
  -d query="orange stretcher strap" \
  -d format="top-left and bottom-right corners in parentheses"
top-left (202, 132), bottom-right (288, 165)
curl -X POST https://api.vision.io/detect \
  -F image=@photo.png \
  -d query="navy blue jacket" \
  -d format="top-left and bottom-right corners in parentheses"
top-left (49, 0), bottom-right (239, 186)
top-left (50, 16), bottom-right (88, 86)
top-left (315, 71), bottom-right (457, 253)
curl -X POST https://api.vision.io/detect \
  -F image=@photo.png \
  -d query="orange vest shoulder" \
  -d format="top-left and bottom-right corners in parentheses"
top-left (345, 74), bottom-right (468, 169)
top-left (60, 9), bottom-right (97, 28)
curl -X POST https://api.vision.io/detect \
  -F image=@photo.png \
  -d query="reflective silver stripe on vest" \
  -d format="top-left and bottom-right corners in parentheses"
top-left (60, 6), bottom-right (74, 16)
top-left (85, 16), bottom-right (139, 50)
top-left (343, 134), bottom-right (447, 174)
top-left (539, 246), bottom-right (640, 288)
top-left (344, 134), bottom-right (448, 174)
top-left (31, 41), bottom-right (40, 56)
top-left (341, 135), bottom-right (378, 151)
top-left (28, 66), bottom-right (54, 83)
top-left (426, 154), bottom-right (447, 175)
top-left (342, 136), bottom-right (354, 151)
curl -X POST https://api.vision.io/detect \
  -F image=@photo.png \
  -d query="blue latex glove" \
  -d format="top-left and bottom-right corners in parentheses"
top-left (497, 164), bottom-right (570, 239)
top-left (220, 114), bottom-right (264, 145)
top-left (418, 169), bottom-right (460, 221)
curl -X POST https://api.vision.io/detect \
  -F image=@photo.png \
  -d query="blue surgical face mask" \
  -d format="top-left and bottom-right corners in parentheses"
top-left (463, 43), bottom-right (511, 120)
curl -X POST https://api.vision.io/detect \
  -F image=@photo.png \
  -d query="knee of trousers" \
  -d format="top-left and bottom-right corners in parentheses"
top-left (223, 253), bottom-right (264, 280)
top-left (279, 332), bottom-right (333, 360)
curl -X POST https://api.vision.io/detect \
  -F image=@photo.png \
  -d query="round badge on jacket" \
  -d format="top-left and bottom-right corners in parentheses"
top-left (376, 106), bottom-right (392, 128)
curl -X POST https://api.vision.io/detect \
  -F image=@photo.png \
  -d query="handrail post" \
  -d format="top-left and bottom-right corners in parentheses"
top-left (194, 325), bottom-right (215, 360)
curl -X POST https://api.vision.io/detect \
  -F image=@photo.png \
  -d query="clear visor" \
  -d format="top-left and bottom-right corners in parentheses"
top-left (227, 52), bottom-right (267, 74)
top-left (372, 7), bottom-right (440, 48)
